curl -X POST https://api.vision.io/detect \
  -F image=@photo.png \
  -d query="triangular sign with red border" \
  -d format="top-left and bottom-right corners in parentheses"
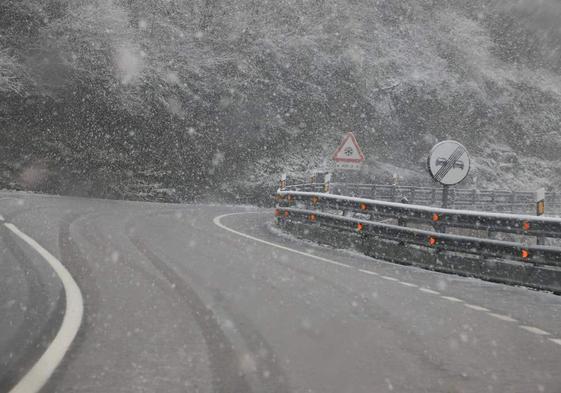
top-left (332, 132), bottom-right (365, 163)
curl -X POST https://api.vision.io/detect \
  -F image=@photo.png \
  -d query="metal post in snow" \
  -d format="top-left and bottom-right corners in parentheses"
top-left (434, 185), bottom-right (450, 234)
top-left (398, 196), bottom-right (408, 228)
top-left (536, 187), bottom-right (546, 245)
top-left (324, 173), bottom-right (332, 193)
top-left (510, 192), bottom-right (515, 213)
top-left (280, 174), bottom-right (287, 190)
top-left (442, 185), bottom-right (450, 209)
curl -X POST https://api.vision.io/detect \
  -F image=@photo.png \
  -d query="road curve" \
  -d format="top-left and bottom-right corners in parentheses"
top-left (1, 192), bottom-right (561, 393)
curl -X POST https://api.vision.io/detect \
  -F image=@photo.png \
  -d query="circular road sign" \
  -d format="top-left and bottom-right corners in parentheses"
top-left (427, 140), bottom-right (470, 186)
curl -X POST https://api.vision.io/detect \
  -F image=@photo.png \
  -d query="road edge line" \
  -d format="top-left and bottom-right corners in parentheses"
top-left (213, 212), bottom-right (352, 269)
top-left (4, 223), bottom-right (84, 393)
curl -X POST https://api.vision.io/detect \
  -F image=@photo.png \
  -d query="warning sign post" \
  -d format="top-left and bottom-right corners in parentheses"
top-left (332, 132), bottom-right (365, 171)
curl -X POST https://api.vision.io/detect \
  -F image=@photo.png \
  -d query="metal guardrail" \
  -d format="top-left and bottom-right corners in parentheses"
top-left (275, 189), bottom-right (561, 268)
top-left (283, 182), bottom-right (561, 215)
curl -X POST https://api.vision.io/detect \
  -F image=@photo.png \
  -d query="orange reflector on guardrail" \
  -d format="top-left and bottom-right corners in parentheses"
top-left (432, 213), bottom-right (440, 222)
top-left (428, 236), bottom-right (437, 246)
top-left (357, 223), bottom-right (364, 232)
top-left (521, 249), bottom-right (529, 259)
top-left (308, 213), bottom-right (317, 222)
top-left (522, 221), bottom-right (530, 231)
top-left (359, 203), bottom-right (368, 211)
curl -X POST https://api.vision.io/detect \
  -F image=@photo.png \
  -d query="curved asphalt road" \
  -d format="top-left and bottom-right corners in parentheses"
top-left (1, 192), bottom-right (561, 393)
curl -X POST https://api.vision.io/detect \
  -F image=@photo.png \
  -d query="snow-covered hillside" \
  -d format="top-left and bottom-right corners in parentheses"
top-left (1, 0), bottom-right (560, 201)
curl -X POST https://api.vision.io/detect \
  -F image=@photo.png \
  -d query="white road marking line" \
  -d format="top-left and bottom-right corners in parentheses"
top-left (440, 296), bottom-right (463, 303)
top-left (359, 269), bottom-right (379, 276)
top-left (4, 223), bottom-right (84, 393)
top-left (419, 288), bottom-right (440, 295)
top-left (519, 326), bottom-right (551, 336)
top-left (213, 213), bottom-right (352, 269)
top-left (464, 304), bottom-right (490, 312)
top-left (398, 282), bottom-right (418, 287)
top-left (215, 212), bottom-right (561, 349)
top-left (487, 313), bottom-right (517, 322)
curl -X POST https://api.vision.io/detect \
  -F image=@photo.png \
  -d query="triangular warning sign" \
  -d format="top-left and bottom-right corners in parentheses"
top-left (332, 132), bottom-right (365, 162)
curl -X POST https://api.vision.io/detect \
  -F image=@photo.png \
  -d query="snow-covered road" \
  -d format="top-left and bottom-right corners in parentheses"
top-left (1, 192), bottom-right (561, 393)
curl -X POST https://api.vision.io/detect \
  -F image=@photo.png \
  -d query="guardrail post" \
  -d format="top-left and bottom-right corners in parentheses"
top-left (398, 197), bottom-right (408, 227)
top-left (536, 188), bottom-right (546, 245)
top-left (280, 174), bottom-right (287, 190)
top-left (324, 173), bottom-right (332, 193)
top-left (510, 192), bottom-right (516, 213)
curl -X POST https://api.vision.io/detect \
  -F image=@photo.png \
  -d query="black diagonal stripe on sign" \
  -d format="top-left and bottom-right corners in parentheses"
top-left (434, 147), bottom-right (463, 180)
top-left (434, 147), bottom-right (463, 182)
top-left (434, 146), bottom-right (464, 182)
top-left (434, 147), bottom-right (464, 181)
